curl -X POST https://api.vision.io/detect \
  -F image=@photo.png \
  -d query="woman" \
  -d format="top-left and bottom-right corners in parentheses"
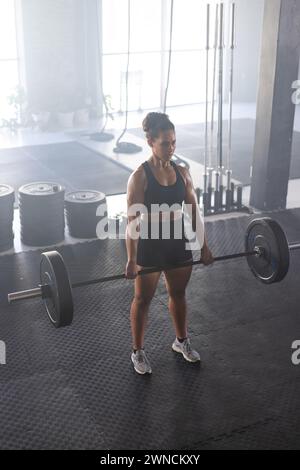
top-left (126, 112), bottom-right (213, 375)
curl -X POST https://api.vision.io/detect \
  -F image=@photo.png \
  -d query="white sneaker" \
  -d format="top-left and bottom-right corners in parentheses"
top-left (131, 349), bottom-right (152, 375)
top-left (172, 338), bottom-right (201, 363)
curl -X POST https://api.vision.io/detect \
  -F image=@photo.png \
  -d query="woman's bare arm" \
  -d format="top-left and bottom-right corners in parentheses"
top-left (178, 166), bottom-right (213, 264)
top-left (125, 166), bottom-right (145, 276)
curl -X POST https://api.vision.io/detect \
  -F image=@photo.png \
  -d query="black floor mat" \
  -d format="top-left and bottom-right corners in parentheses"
top-left (0, 209), bottom-right (300, 449)
top-left (129, 118), bottom-right (300, 185)
top-left (0, 141), bottom-right (131, 200)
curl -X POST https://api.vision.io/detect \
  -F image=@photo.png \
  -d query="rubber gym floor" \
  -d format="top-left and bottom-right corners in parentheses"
top-left (0, 209), bottom-right (299, 450)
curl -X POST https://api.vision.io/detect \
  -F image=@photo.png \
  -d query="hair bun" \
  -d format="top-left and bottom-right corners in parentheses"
top-left (142, 112), bottom-right (170, 132)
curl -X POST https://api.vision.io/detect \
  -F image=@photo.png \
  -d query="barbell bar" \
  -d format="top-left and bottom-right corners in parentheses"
top-left (7, 217), bottom-right (300, 328)
top-left (8, 250), bottom-right (257, 300)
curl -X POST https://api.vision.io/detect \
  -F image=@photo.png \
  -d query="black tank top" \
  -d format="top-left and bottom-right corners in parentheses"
top-left (142, 160), bottom-right (186, 208)
top-left (141, 160), bottom-right (186, 240)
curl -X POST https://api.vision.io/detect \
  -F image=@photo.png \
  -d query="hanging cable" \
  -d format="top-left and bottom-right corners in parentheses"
top-left (113, 0), bottom-right (142, 153)
top-left (95, 0), bottom-right (111, 136)
top-left (161, 0), bottom-right (189, 169)
top-left (115, 0), bottom-right (131, 145)
top-left (163, 0), bottom-right (174, 113)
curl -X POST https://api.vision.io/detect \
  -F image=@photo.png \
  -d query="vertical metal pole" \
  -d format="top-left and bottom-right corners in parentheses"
top-left (210, 4), bottom-right (219, 172)
top-left (215, 2), bottom-right (224, 211)
top-left (227, 2), bottom-right (235, 175)
top-left (208, 3), bottom-right (219, 212)
top-left (231, 181), bottom-right (235, 206)
top-left (203, 4), bottom-right (210, 214)
top-left (226, 2), bottom-right (235, 211)
top-left (204, 3), bottom-right (210, 179)
top-left (237, 185), bottom-right (243, 210)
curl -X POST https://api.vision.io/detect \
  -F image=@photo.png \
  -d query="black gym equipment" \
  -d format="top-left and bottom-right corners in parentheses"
top-left (201, 2), bottom-right (247, 216)
top-left (19, 182), bottom-right (65, 246)
top-left (7, 217), bottom-right (300, 328)
top-left (245, 218), bottom-right (290, 284)
top-left (39, 251), bottom-right (74, 327)
top-left (65, 190), bottom-right (107, 239)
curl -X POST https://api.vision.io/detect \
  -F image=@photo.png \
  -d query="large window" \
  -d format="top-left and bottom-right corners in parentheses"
top-left (167, 0), bottom-right (216, 105)
top-left (101, 0), bottom-right (223, 112)
top-left (0, 0), bottom-right (21, 120)
top-left (102, 0), bottom-right (162, 111)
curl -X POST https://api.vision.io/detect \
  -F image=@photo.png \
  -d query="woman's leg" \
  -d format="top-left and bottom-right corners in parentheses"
top-left (130, 269), bottom-right (161, 350)
top-left (163, 265), bottom-right (193, 339)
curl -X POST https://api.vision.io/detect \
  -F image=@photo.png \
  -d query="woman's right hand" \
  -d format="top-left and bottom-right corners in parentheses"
top-left (201, 245), bottom-right (214, 266)
top-left (125, 260), bottom-right (138, 279)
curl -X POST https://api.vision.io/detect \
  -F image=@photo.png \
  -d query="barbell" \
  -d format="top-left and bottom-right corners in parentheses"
top-left (7, 217), bottom-right (300, 328)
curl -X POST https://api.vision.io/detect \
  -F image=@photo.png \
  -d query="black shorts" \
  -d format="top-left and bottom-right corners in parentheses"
top-left (136, 237), bottom-right (192, 268)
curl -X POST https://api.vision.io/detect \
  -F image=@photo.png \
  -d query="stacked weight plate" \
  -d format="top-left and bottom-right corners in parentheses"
top-left (19, 182), bottom-right (65, 246)
top-left (0, 184), bottom-right (15, 251)
top-left (65, 190), bottom-right (108, 239)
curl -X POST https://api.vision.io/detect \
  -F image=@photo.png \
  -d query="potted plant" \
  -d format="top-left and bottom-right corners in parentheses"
top-left (0, 85), bottom-right (31, 132)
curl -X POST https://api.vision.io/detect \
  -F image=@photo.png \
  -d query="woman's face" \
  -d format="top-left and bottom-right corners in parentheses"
top-left (149, 130), bottom-right (176, 162)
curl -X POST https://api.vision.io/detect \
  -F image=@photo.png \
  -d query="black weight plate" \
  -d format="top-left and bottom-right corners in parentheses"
top-left (65, 210), bottom-right (107, 230)
top-left (0, 204), bottom-right (14, 216)
top-left (20, 213), bottom-right (65, 226)
top-left (0, 213), bottom-right (14, 223)
top-left (19, 202), bottom-right (64, 215)
top-left (0, 240), bottom-right (14, 252)
top-left (0, 184), bottom-right (14, 204)
top-left (245, 217), bottom-right (290, 284)
top-left (65, 191), bottom-right (107, 239)
top-left (20, 185), bottom-right (65, 246)
top-left (21, 232), bottom-right (65, 247)
top-left (65, 211), bottom-right (107, 235)
top-left (40, 251), bottom-right (73, 327)
top-left (66, 221), bottom-right (98, 238)
top-left (65, 190), bottom-right (106, 204)
top-left (19, 193), bottom-right (65, 204)
top-left (65, 202), bottom-right (106, 215)
top-left (19, 183), bottom-right (65, 213)
top-left (19, 182), bottom-right (65, 196)
top-left (0, 229), bottom-right (14, 240)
